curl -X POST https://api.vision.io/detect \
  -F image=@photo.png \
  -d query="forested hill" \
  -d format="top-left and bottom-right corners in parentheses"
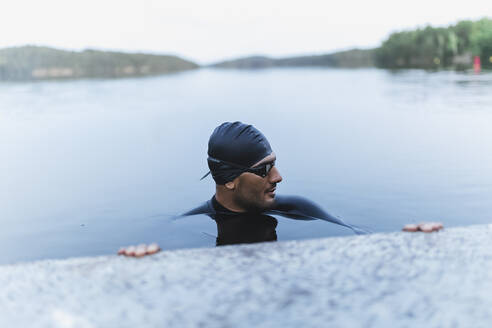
top-left (376, 18), bottom-right (492, 69)
top-left (211, 49), bottom-right (376, 69)
top-left (0, 46), bottom-right (199, 80)
top-left (212, 18), bottom-right (492, 70)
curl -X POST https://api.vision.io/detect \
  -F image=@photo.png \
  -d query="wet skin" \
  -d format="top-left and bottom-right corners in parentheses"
top-left (222, 152), bottom-right (282, 213)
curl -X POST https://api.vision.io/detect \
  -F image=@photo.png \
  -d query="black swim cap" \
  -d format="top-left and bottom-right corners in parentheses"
top-left (204, 122), bottom-right (273, 184)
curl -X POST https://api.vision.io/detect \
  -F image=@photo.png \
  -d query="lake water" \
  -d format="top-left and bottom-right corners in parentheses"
top-left (1, 68), bottom-right (492, 264)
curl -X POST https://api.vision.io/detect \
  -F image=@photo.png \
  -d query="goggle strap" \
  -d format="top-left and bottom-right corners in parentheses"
top-left (200, 171), bottom-right (211, 181)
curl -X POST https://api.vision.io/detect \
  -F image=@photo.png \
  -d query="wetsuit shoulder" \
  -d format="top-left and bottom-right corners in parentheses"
top-left (180, 197), bottom-right (215, 216)
top-left (268, 195), bottom-right (367, 234)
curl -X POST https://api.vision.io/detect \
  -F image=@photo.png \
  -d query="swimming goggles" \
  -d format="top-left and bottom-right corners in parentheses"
top-left (201, 157), bottom-right (275, 180)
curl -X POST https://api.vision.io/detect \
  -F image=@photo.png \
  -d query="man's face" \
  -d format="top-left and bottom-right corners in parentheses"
top-left (232, 153), bottom-right (283, 212)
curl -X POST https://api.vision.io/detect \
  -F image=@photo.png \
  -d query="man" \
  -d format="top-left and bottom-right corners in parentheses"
top-left (119, 122), bottom-right (443, 257)
top-left (190, 121), bottom-right (283, 246)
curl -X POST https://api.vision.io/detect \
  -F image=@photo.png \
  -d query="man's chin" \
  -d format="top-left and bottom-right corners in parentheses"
top-left (262, 196), bottom-right (276, 210)
top-left (236, 194), bottom-right (276, 212)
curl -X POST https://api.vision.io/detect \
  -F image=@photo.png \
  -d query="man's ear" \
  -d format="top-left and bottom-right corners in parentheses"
top-left (225, 180), bottom-right (235, 190)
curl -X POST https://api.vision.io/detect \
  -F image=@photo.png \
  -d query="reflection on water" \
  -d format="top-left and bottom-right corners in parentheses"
top-left (384, 70), bottom-right (492, 112)
top-left (1, 68), bottom-right (492, 264)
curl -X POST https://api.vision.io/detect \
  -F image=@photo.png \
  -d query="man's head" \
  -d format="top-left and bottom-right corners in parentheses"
top-left (206, 122), bottom-right (282, 212)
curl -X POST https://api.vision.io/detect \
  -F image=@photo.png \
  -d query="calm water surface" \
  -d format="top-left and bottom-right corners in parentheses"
top-left (1, 68), bottom-right (492, 264)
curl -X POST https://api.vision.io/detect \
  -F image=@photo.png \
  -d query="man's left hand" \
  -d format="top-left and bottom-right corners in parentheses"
top-left (402, 222), bottom-right (444, 233)
top-left (117, 243), bottom-right (161, 257)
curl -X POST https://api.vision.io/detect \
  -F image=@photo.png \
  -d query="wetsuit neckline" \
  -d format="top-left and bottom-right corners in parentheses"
top-left (212, 195), bottom-right (242, 214)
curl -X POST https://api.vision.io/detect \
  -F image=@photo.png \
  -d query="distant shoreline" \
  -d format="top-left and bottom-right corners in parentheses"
top-left (212, 18), bottom-right (491, 71)
top-left (0, 46), bottom-right (198, 81)
top-left (1, 18), bottom-right (490, 81)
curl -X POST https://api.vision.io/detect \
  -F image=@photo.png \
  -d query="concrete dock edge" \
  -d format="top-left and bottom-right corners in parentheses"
top-left (1, 224), bottom-right (492, 327)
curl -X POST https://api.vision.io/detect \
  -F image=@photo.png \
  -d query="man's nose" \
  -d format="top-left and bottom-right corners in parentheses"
top-left (268, 166), bottom-right (282, 184)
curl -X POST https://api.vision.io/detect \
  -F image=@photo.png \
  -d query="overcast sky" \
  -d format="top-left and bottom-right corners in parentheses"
top-left (1, 0), bottom-right (490, 64)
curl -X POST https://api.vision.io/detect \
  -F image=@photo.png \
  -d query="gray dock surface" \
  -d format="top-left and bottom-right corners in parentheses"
top-left (1, 225), bottom-right (492, 327)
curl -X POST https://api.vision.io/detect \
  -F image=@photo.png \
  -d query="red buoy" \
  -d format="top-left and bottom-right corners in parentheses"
top-left (474, 56), bottom-right (481, 73)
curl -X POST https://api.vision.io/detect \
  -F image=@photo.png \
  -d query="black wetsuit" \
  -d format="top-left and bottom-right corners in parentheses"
top-left (181, 194), bottom-right (366, 247)
top-left (211, 196), bottom-right (278, 246)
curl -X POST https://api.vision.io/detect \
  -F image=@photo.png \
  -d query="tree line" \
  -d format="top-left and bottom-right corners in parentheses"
top-left (211, 49), bottom-right (375, 69)
top-left (0, 46), bottom-right (198, 81)
top-left (375, 18), bottom-right (492, 69)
